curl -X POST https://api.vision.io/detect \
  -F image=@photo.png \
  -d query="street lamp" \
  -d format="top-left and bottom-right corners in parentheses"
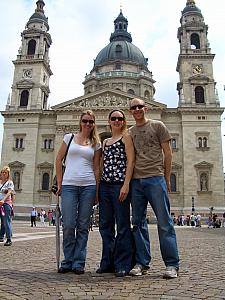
top-left (191, 196), bottom-right (195, 212)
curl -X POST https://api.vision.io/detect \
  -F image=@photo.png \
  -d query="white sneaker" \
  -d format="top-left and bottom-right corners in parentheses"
top-left (163, 266), bottom-right (178, 279)
top-left (129, 264), bottom-right (148, 276)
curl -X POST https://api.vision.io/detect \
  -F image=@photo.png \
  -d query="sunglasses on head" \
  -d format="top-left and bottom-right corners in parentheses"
top-left (130, 104), bottom-right (145, 110)
top-left (81, 119), bottom-right (95, 124)
top-left (110, 116), bottom-right (124, 121)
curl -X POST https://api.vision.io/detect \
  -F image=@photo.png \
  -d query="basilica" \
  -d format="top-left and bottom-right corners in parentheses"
top-left (1, 0), bottom-right (224, 217)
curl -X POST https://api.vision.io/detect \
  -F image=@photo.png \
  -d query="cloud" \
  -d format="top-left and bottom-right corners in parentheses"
top-left (0, 0), bottom-right (225, 164)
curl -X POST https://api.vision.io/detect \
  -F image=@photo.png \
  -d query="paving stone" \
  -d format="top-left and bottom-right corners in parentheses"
top-left (0, 222), bottom-right (225, 299)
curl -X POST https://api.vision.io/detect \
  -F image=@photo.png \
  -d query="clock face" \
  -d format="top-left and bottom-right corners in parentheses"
top-left (23, 69), bottom-right (32, 79)
top-left (193, 65), bottom-right (202, 74)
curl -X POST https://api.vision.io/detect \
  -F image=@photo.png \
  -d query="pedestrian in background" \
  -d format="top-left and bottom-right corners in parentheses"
top-left (128, 98), bottom-right (180, 278)
top-left (48, 209), bottom-right (53, 226)
top-left (39, 208), bottom-right (46, 226)
top-left (0, 166), bottom-right (15, 246)
top-left (97, 109), bottom-right (135, 277)
top-left (56, 110), bottom-right (101, 274)
top-left (30, 207), bottom-right (37, 227)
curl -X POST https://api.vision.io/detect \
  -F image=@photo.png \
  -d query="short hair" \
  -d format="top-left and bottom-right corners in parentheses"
top-left (0, 166), bottom-right (11, 180)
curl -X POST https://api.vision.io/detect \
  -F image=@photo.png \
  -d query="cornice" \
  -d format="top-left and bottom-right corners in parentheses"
top-left (1, 110), bottom-right (56, 117)
top-left (177, 107), bottom-right (224, 114)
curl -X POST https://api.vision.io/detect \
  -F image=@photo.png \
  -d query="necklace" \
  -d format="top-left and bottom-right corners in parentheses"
top-left (76, 133), bottom-right (90, 146)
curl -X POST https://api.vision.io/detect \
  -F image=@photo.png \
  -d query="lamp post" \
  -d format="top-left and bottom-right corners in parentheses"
top-left (191, 196), bottom-right (195, 212)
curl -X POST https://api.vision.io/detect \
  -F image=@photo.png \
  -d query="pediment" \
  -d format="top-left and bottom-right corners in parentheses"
top-left (8, 161), bottom-right (25, 168)
top-left (37, 161), bottom-right (54, 169)
top-left (51, 89), bottom-right (166, 111)
top-left (172, 162), bottom-right (182, 169)
top-left (194, 161), bottom-right (213, 169)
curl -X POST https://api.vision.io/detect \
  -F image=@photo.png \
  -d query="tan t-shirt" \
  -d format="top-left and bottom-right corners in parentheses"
top-left (129, 119), bottom-right (171, 178)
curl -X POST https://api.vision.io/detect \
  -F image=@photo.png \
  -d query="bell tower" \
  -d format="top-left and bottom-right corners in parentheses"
top-left (176, 0), bottom-right (219, 107)
top-left (7, 0), bottom-right (52, 111)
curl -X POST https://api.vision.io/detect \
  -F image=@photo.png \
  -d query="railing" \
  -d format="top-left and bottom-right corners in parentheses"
top-left (85, 70), bottom-right (152, 80)
top-left (17, 54), bottom-right (45, 60)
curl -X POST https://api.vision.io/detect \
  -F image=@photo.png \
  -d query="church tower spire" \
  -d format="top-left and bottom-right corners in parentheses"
top-left (7, 0), bottom-right (52, 111)
top-left (176, 0), bottom-right (219, 107)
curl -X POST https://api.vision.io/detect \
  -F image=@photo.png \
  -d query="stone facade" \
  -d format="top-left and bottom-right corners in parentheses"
top-left (1, 1), bottom-right (224, 217)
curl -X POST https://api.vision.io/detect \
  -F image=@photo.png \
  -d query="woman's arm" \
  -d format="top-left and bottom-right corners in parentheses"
top-left (55, 142), bottom-right (67, 195)
top-left (1, 188), bottom-right (13, 204)
top-left (119, 133), bottom-right (135, 201)
top-left (93, 147), bottom-right (102, 204)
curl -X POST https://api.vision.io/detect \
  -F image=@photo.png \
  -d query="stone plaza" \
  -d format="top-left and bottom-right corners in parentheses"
top-left (0, 221), bottom-right (225, 300)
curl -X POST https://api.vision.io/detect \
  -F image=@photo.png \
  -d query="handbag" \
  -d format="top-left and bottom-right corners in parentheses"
top-left (51, 134), bottom-right (74, 195)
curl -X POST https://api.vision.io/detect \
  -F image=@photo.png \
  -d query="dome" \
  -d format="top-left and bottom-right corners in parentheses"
top-left (26, 0), bottom-right (49, 30)
top-left (182, 1), bottom-right (202, 16)
top-left (93, 10), bottom-right (148, 69)
top-left (94, 40), bottom-right (148, 67)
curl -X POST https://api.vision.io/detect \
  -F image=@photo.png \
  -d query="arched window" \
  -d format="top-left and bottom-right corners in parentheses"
top-left (128, 89), bottom-right (135, 95)
top-left (48, 139), bottom-right (52, 149)
top-left (115, 44), bottom-right (122, 58)
top-left (20, 138), bottom-right (23, 148)
top-left (144, 90), bottom-right (150, 99)
top-left (191, 33), bottom-right (200, 49)
top-left (198, 137), bottom-right (202, 148)
top-left (15, 138), bottom-right (23, 149)
top-left (20, 90), bottom-right (29, 107)
top-left (44, 139), bottom-right (48, 149)
top-left (15, 138), bottom-right (19, 149)
top-left (171, 138), bottom-right (177, 150)
top-left (27, 39), bottom-right (36, 55)
top-left (115, 64), bottom-right (122, 70)
top-left (203, 137), bottom-right (207, 148)
top-left (42, 173), bottom-right (49, 190)
top-left (13, 172), bottom-right (21, 190)
top-left (195, 86), bottom-right (205, 104)
top-left (170, 173), bottom-right (177, 192)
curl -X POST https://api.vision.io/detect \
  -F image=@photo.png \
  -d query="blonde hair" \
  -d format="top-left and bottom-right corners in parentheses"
top-left (1, 166), bottom-right (11, 180)
top-left (79, 110), bottom-right (100, 147)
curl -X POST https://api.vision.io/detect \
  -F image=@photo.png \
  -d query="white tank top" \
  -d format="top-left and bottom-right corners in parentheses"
top-left (62, 133), bottom-right (101, 186)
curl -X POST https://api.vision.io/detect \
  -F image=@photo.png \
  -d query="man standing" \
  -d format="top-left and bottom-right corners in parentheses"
top-left (30, 207), bottom-right (37, 227)
top-left (128, 98), bottom-right (179, 278)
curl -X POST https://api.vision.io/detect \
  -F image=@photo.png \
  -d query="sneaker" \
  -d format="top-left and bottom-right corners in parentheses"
top-left (129, 264), bottom-right (148, 276)
top-left (163, 266), bottom-right (178, 279)
top-left (4, 239), bottom-right (12, 246)
top-left (0, 238), bottom-right (4, 242)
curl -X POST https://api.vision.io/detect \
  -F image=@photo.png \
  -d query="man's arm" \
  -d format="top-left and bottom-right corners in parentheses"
top-left (161, 141), bottom-right (172, 192)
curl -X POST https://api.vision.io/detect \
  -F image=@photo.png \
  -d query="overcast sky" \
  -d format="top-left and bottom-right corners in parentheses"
top-left (0, 0), bottom-right (225, 166)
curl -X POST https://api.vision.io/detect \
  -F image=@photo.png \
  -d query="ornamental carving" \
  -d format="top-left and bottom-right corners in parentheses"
top-left (56, 125), bottom-right (79, 134)
top-left (67, 94), bottom-right (130, 108)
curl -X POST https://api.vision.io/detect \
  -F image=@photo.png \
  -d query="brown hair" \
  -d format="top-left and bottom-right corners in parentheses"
top-left (108, 109), bottom-right (127, 133)
top-left (79, 110), bottom-right (100, 146)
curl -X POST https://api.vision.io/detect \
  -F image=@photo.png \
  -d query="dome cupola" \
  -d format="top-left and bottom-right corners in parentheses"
top-left (93, 10), bottom-right (148, 69)
top-left (181, 0), bottom-right (202, 17)
top-left (26, 0), bottom-right (49, 31)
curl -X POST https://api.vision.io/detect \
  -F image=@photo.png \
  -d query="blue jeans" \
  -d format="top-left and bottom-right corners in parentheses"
top-left (99, 182), bottom-right (133, 272)
top-left (0, 203), bottom-right (12, 240)
top-left (131, 177), bottom-right (179, 268)
top-left (61, 185), bottom-right (96, 271)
